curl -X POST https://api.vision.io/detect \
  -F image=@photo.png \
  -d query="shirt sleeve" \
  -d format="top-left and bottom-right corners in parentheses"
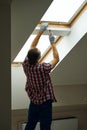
top-left (42, 62), bottom-right (52, 73)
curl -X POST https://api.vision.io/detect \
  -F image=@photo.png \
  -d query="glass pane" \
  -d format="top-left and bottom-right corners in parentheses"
top-left (41, 0), bottom-right (86, 23)
top-left (13, 35), bottom-right (51, 62)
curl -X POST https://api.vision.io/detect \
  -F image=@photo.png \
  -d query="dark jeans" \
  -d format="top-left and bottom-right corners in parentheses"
top-left (25, 100), bottom-right (52, 130)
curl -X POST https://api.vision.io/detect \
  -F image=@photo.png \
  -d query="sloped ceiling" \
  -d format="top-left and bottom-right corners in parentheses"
top-left (11, 0), bottom-right (87, 86)
top-left (11, 0), bottom-right (53, 61)
top-left (51, 33), bottom-right (87, 85)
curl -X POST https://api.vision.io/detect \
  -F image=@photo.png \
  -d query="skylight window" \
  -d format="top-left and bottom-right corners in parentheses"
top-left (13, 35), bottom-right (51, 62)
top-left (41, 0), bottom-right (86, 23)
top-left (13, 0), bottom-right (86, 63)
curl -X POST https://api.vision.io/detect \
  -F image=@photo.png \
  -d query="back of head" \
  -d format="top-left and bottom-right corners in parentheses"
top-left (27, 48), bottom-right (41, 65)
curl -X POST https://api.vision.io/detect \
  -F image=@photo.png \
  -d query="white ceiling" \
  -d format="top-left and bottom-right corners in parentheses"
top-left (51, 33), bottom-right (87, 85)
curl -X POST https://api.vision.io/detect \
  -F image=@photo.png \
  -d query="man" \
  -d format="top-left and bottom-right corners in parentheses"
top-left (22, 23), bottom-right (59, 130)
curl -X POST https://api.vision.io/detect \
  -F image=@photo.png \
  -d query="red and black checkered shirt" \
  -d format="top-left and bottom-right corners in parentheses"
top-left (22, 57), bottom-right (57, 104)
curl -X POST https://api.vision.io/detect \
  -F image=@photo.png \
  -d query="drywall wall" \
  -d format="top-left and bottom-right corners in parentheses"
top-left (11, 65), bottom-right (29, 109)
top-left (11, 65), bottom-right (87, 109)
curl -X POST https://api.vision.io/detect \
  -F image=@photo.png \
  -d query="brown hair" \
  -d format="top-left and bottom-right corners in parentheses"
top-left (27, 48), bottom-right (41, 65)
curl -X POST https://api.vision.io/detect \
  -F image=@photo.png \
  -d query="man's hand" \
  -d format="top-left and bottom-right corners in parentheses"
top-left (40, 23), bottom-right (48, 32)
top-left (49, 30), bottom-right (55, 44)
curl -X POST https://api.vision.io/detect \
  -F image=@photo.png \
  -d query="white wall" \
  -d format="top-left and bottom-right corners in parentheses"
top-left (11, 65), bottom-right (87, 110)
top-left (11, 65), bottom-right (29, 110)
top-left (54, 85), bottom-right (87, 106)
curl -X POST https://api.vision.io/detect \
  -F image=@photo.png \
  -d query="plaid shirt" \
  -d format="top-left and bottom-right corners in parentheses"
top-left (22, 56), bottom-right (57, 104)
